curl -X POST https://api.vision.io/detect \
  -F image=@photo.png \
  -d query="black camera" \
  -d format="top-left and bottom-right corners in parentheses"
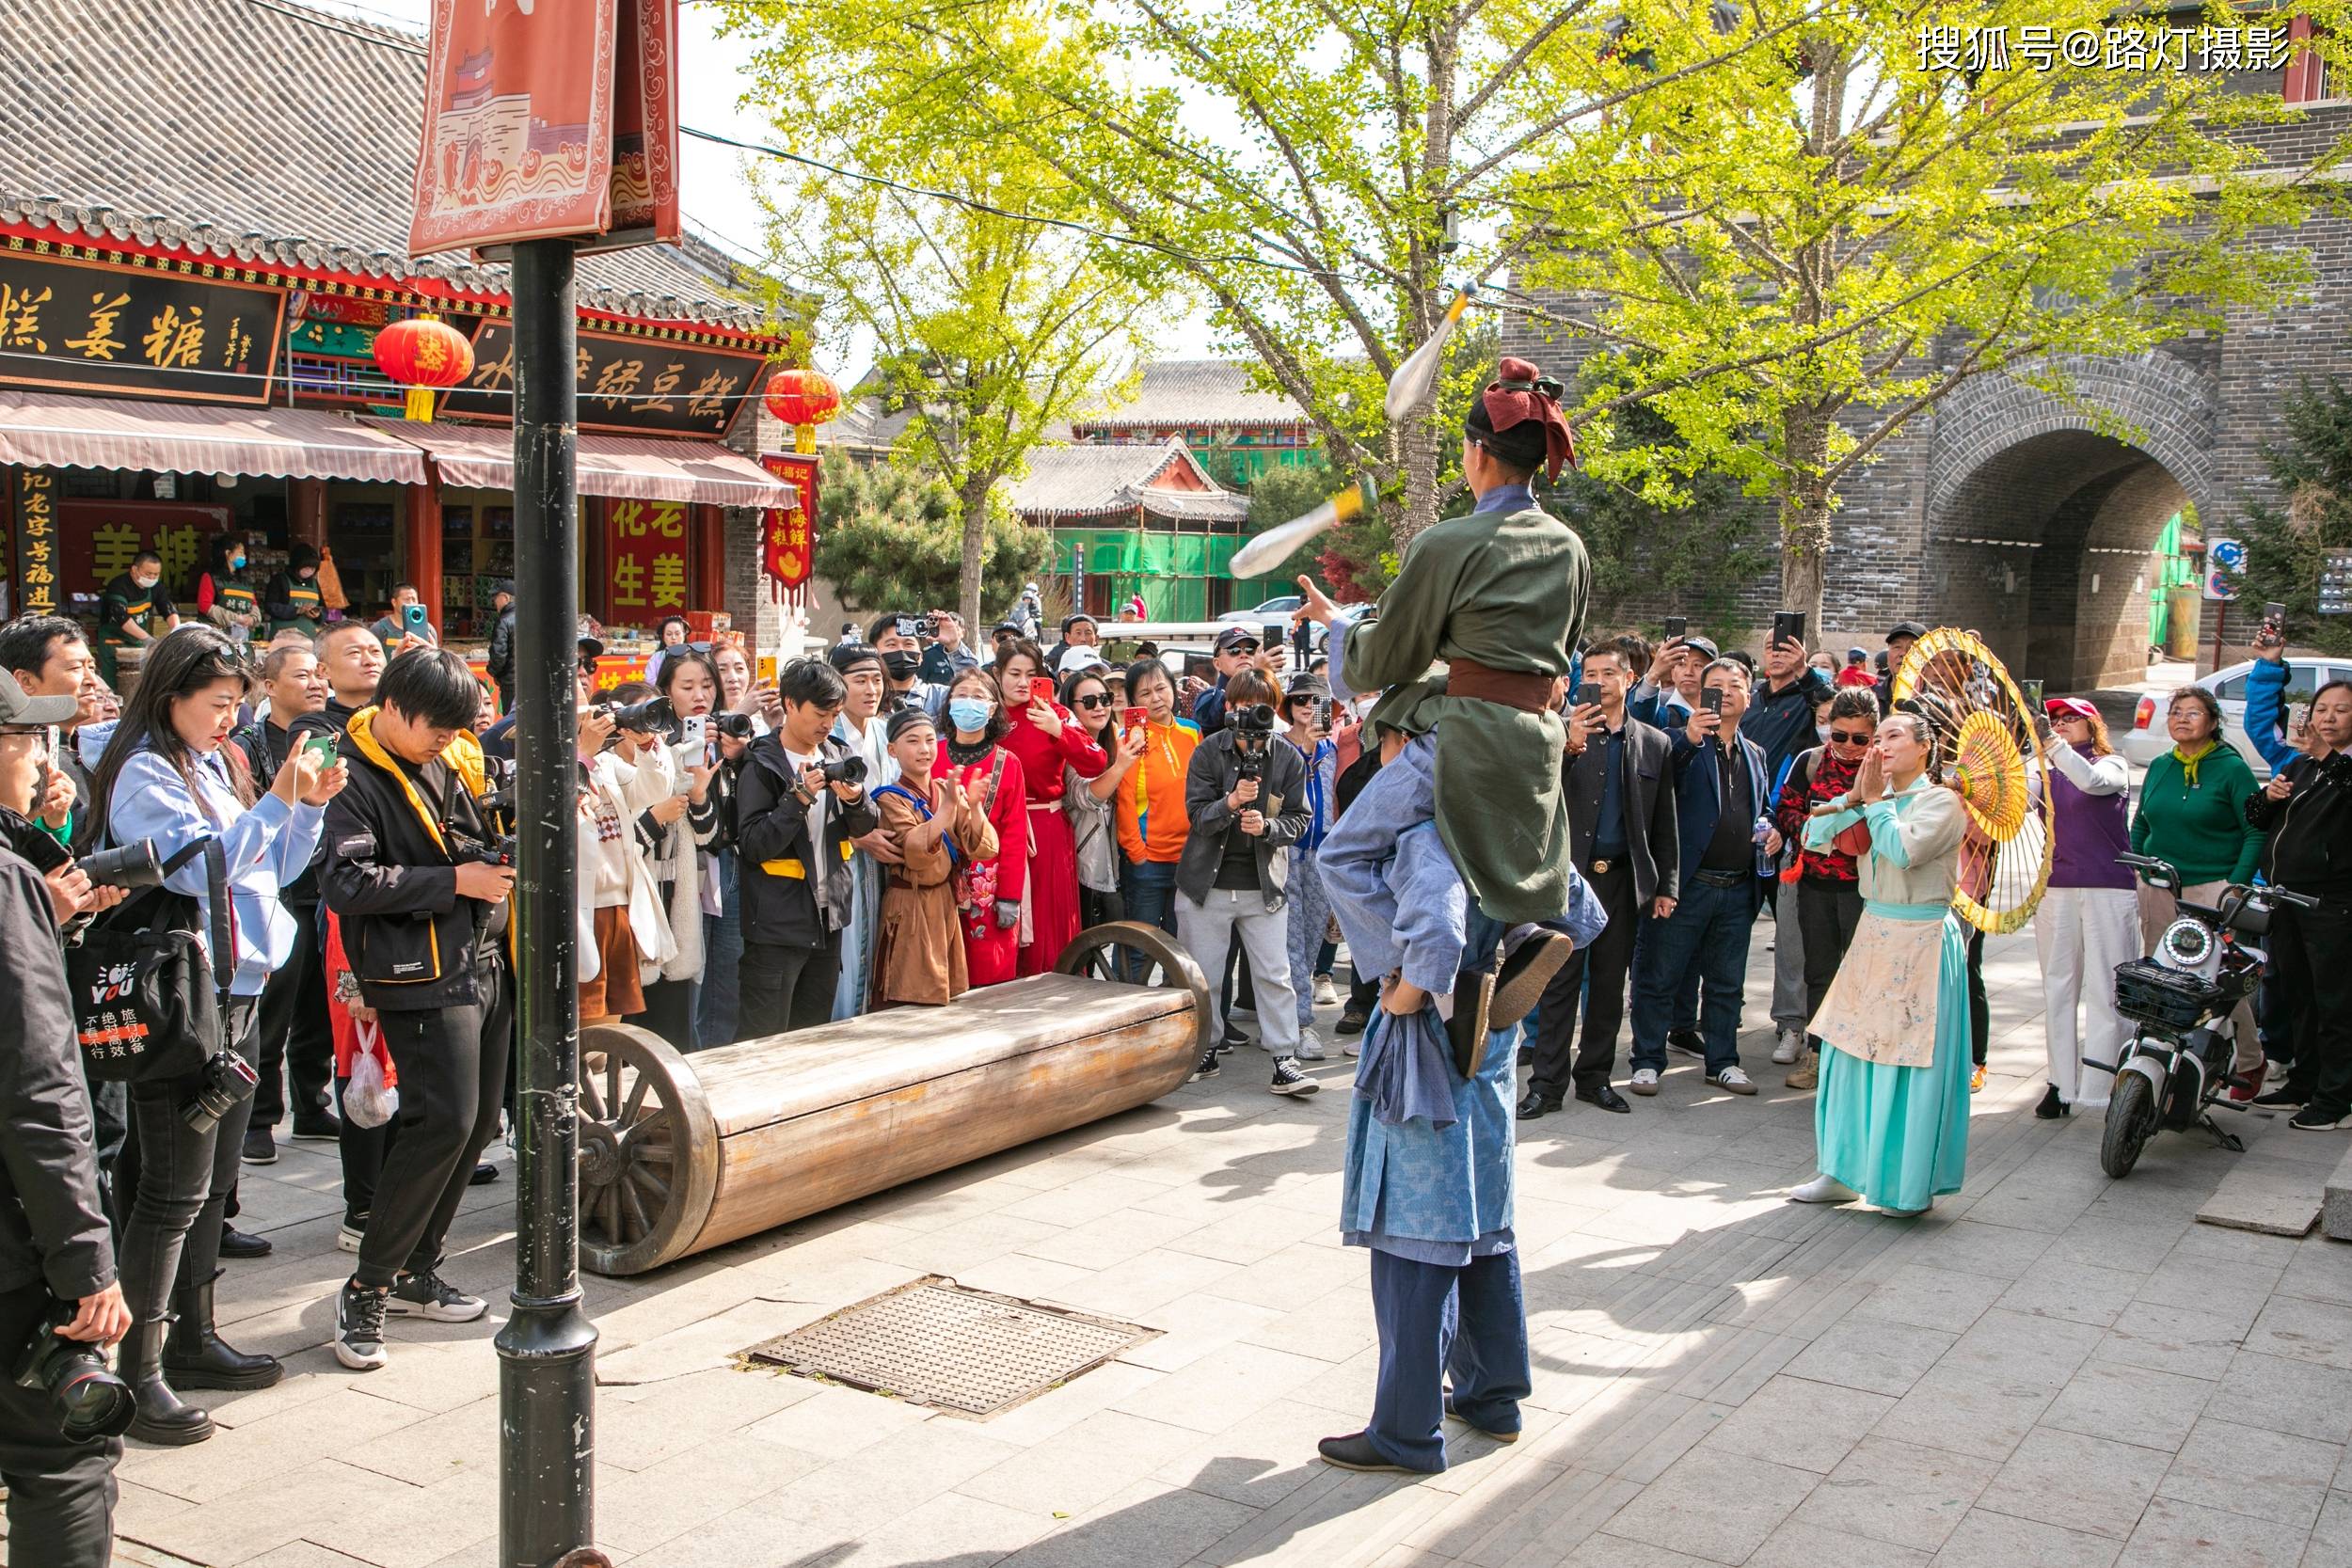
top-left (599, 696), bottom-right (679, 743)
top-left (12, 1303), bottom-right (133, 1443)
top-left (182, 1049), bottom-right (259, 1134)
top-left (450, 827), bottom-right (518, 868)
top-left (820, 754), bottom-right (867, 788)
top-left (1231, 703), bottom-right (1276, 781)
top-left (79, 839), bottom-right (164, 891)
top-left (711, 710), bottom-right (756, 740)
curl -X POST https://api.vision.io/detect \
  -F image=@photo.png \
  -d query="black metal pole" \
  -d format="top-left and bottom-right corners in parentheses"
top-left (496, 235), bottom-right (598, 1568)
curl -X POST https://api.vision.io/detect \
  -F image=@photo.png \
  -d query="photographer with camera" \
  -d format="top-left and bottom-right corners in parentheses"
top-left (577, 682), bottom-right (683, 1029)
top-left (737, 658), bottom-right (877, 1036)
top-left (868, 614), bottom-right (948, 721)
top-left (1176, 672), bottom-right (1318, 1096)
top-left (87, 626), bottom-right (343, 1443)
top-left (918, 610), bottom-right (978, 687)
top-left (321, 648), bottom-right (516, 1370)
top-left (0, 669), bottom-right (132, 1565)
top-left (828, 644), bottom-right (902, 1021)
top-left (636, 652), bottom-right (729, 1051)
top-left (2, 615), bottom-right (107, 853)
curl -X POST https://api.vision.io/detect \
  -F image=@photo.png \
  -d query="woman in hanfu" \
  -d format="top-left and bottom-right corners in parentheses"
top-left (1788, 709), bottom-right (1973, 1216)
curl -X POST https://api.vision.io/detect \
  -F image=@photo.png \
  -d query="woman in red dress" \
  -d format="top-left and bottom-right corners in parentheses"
top-left (937, 666), bottom-right (1030, 987)
top-left (995, 641), bottom-right (1108, 974)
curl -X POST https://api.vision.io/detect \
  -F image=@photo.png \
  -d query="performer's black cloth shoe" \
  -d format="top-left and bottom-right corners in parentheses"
top-left (1490, 928), bottom-right (1573, 1032)
top-left (1443, 1392), bottom-right (1519, 1442)
top-left (1316, 1432), bottom-right (1422, 1473)
top-left (1448, 968), bottom-right (1496, 1079)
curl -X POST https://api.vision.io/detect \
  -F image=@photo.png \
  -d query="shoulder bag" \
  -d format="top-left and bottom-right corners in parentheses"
top-left (67, 837), bottom-right (231, 1084)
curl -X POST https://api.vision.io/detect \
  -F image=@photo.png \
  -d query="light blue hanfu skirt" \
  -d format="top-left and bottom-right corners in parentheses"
top-left (1814, 901), bottom-right (1973, 1212)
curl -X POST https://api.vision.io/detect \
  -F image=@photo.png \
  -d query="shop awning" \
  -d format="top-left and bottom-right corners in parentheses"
top-left (374, 421), bottom-right (792, 508)
top-left (0, 392), bottom-right (428, 483)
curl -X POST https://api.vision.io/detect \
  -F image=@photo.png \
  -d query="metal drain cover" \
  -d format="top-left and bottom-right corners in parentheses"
top-left (743, 1276), bottom-right (1156, 1417)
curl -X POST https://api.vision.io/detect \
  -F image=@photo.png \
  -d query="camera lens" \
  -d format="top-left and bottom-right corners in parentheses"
top-left (52, 1356), bottom-right (135, 1442)
top-left (823, 754), bottom-right (867, 787)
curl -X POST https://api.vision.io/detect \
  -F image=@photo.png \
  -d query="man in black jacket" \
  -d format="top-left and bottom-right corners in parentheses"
top-left (0, 685), bottom-right (130, 1568)
top-left (1740, 622), bottom-right (1834, 1065)
top-left (737, 658), bottom-right (876, 1036)
top-left (1521, 640), bottom-right (1679, 1117)
top-left (321, 649), bottom-right (516, 1372)
top-left (484, 582), bottom-right (516, 712)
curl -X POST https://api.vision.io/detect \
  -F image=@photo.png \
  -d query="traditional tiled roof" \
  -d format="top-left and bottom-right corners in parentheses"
top-left (1072, 359), bottom-right (1310, 430)
top-left (1005, 439), bottom-right (1249, 523)
top-left (0, 0), bottom-right (771, 333)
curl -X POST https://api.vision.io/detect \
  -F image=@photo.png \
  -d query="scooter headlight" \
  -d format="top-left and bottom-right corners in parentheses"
top-left (2153, 916), bottom-right (2220, 980)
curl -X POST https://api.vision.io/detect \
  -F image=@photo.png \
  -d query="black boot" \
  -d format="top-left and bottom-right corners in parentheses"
top-left (2034, 1084), bottom-right (2071, 1120)
top-left (163, 1270), bottom-right (282, 1391)
top-left (125, 1318), bottom-right (214, 1446)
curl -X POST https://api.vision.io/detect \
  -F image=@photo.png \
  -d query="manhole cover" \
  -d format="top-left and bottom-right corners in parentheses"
top-left (743, 1276), bottom-right (1157, 1417)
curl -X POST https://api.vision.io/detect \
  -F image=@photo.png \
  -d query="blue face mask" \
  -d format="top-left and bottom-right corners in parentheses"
top-left (230, 556), bottom-right (246, 571)
top-left (947, 698), bottom-right (992, 734)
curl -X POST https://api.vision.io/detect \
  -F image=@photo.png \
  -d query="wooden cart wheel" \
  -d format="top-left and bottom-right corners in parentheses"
top-left (576, 1022), bottom-right (719, 1275)
top-left (1055, 921), bottom-right (1217, 1055)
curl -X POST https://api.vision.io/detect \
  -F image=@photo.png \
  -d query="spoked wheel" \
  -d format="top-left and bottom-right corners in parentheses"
top-left (1056, 921), bottom-right (1217, 1056)
top-left (576, 1023), bottom-right (718, 1275)
top-left (2101, 1069), bottom-right (2157, 1180)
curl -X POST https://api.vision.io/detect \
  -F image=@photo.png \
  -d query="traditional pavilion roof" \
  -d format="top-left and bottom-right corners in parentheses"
top-left (0, 0), bottom-right (773, 335)
top-left (1005, 438), bottom-right (1249, 524)
top-left (1071, 359), bottom-right (1310, 431)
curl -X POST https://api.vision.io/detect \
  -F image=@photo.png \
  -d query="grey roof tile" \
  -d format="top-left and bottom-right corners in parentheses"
top-left (1005, 438), bottom-right (1249, 523)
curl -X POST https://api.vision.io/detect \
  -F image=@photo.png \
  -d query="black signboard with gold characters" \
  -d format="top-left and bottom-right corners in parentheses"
top-left (443, 321), bottom-right (763, 438)
top-left (0, 253), bottom-right (286, 406)
top-left (11, 468), bottom-right (58, 617)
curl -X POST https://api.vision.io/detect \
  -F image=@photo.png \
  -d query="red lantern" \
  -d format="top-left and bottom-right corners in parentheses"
top-left (373, 314), bottom-right (475, 423)
top-left (762, 366), bottom-right (841, 454)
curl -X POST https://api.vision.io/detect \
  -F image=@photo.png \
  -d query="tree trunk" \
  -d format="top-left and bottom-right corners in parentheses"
top-left (1394, 412), bottom-right (1441, 548)
top-left (955, 470), bottom-right (991, 635)
top-left (1778, 410), bottom-right (1834, 634)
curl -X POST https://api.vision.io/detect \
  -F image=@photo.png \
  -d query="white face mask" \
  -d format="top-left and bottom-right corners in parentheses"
top-left (1818, 723), bottom-right (1833, 743)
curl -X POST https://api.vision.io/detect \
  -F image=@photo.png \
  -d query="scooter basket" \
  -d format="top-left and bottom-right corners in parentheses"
top-left (2114, 959), bottom-right (2218, 1032)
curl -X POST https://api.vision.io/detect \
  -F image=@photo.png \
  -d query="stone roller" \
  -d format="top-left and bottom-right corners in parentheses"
top-left (572, 922), bottom-right (1215, 1275)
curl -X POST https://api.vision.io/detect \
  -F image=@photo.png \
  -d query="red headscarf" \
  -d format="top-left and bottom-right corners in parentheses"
top-left (1466, 356), bottom-right (1577, 481)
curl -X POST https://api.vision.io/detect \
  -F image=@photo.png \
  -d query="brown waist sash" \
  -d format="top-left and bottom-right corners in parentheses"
top-left (1450, 657), bottom-right (1557, 715)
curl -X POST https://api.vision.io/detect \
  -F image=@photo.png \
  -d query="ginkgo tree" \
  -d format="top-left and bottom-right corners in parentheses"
top-left (719, 0), bottom-right (1798, 546)
top-left (1526, 0), bottom-right (2352, 625)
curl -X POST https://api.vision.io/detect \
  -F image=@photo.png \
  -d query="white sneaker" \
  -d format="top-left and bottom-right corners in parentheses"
top-left (1788, 1174), bottom-right (1859, 1205)
top-left (1708, 1066), bottom-right (1756, 1095)
top-left (1628, 1068), bottom-right (1661, 1096)
top-left (1313, 976), bottom-right (1341, 1007)
top-left (1295, 1028), bottom-right (1327, 1062)
top-left (1342, 1034), bottom-right (1361, 1059)
top-left (1772, 1029), bottom-right (1802, 1065)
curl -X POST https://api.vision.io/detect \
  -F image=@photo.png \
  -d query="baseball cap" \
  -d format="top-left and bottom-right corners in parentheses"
top-left (0, 670), bottom-right (77, 730)
top-left (1886, 620), bottom-right (1929, 643)
top-left (1680, 635), bottom-right (1721, 663)
top-left (1214, 626), bottom-right (1262, 654)
top-left (2046, 696), bottom-right (2100, 721)
top-left (491, 579), bottom-right (516, 600)
top-left (1845, 646), bottom-right (1867, 663)
top-left (1057, 646), bottom-right (1110, 676)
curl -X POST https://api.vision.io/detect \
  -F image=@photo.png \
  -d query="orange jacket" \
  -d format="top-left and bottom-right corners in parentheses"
top-left (1115, 718), bottom-right (1199, 863)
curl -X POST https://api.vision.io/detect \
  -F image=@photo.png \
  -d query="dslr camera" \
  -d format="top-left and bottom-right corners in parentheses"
top-left (819, 753), bottom-right (867, 789)
top-left (182, 1049), bottom-right (259, 1134)
top-left (596, 695), bottom-right (679, 744)
top-left (448, 826), bottom-right (518, 868)
top-left (79, 838), bottom-right (163, 891)
top-left (1230, 703), bottom-right (1277, 782)
top-left (12, 1301), bottom-right (133, 1443)
top-left (710, 711), bottom-right (756, 741)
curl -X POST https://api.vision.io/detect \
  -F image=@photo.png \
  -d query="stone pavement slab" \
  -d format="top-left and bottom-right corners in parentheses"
top-left (12, 924), bottom-right (2352, 1568)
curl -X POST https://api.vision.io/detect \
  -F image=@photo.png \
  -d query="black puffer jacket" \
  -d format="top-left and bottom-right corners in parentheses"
top-left (2249, 748), bottom-right (2352, 899)
top-left (736, 733), bottom-right (876, 950)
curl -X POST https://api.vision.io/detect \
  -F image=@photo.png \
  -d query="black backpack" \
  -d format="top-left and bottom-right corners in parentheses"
top-left (66, 838), bottom-right (231, 1085)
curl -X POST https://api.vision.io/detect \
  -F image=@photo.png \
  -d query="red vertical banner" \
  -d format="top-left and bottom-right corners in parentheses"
top-left (761, 453), bottom-right (818, 593)
top-left (601, 497), bottom-right (691, 626)
top-left (609, 0), bottom-right (682, 241)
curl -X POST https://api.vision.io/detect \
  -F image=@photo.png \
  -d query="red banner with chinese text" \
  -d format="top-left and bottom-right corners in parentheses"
top-left (761, 453), bottom-right (817, 591)
top-left (602, 497), bottom-right (691, 626)
top-left (56, 500), bottom-right (233, 604)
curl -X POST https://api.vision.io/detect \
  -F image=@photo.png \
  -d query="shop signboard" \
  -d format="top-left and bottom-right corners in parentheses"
top-left (0, 253), bottom-right (285, 406)
top-left (445, 322), bottom-right (763, 437)
top-left (10, 469), bottom-right (57, 617)
top-left (409, 0), bottom-right (679, 254)
top-left (56, 500), bottom-right (232, 606)
top-left (761, 453), bottom-right (816, 590)
top-left (602, 498), bottom-right (690, 624)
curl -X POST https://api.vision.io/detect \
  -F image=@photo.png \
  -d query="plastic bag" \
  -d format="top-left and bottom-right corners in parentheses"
top-left (343, 1022), bottom-right (399, 1129)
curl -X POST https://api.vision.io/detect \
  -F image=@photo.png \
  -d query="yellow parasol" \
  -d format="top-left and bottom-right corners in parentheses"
top-left (1890, 626), bottom-right (2055, 935)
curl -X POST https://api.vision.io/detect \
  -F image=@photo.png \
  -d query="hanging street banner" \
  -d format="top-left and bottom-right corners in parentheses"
top-left (445, 321), bottom-right (762, 437)
top-left (762, 453), bottom-right (816, 590)
top-left (0, 253), bottom-right (285, 406)
top-left (408, 0), bottom-right (680, 255)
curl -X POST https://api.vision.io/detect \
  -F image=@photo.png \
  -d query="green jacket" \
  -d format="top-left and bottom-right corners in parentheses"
top-left (1341, 496), bottom-right (1588, 924)
top-left (2129, 743), bottom-right (2263, 887)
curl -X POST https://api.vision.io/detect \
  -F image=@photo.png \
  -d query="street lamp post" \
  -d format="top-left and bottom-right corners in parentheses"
top-left (495, 233), bottom-right (600, 1566)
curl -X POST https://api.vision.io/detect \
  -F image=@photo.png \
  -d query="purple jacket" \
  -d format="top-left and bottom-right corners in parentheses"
top-left (2047, 742), bottom-right (2134, 891)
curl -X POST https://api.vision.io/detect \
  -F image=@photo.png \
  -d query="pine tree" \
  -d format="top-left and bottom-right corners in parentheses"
top-left (2228, 378), bottom-right (2352, 657)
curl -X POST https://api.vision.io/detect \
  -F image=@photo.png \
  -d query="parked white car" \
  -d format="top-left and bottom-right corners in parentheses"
top-left (2121, 657), bottom-right (2348, 778)
top-left (1217, 594), bottom-right (1303, 625)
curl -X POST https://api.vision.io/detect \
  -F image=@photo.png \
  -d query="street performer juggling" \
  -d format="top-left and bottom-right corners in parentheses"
top-left (1295, 356), bottom-right (1603, 1474)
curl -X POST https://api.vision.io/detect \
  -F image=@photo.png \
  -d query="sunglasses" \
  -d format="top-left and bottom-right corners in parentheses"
top-left (1827, 729), bottom-right (1874, 745)
top-left (1072, 693), bottom-right (1112, 709)
top-left (1223, 641), bottom-right (1258, 655)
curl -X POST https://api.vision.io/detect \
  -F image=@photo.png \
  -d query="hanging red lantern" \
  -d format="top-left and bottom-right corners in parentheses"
top-left (373, 314), bottom-right (475, 423)
top-left (762, 366), bottom-right (841, 455)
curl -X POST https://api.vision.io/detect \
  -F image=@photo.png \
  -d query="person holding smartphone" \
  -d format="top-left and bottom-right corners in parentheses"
top-left (88, 626), bottom-right (343, 1441)
top-left (1276, 677), bottom-right (1342, 1060)
top-left (1057, 663), bottom-right (1126, 931)
top-left (1099, 658), bottom-right (1197, 949)
top-left (636, 651), bottom-right (727, 1052)
top-left (1742, 613), bottom-right (1833, 1067)
top-left (828, 643), bottom-right (902, 1022)
top-left (993, 640), bottom-right (1108, 977)
top-left (368, 584), bottom-right (439, 657)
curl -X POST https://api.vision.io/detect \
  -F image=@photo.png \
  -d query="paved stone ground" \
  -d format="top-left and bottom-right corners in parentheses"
top-left (16, 911), bottom-right (2352, 1568)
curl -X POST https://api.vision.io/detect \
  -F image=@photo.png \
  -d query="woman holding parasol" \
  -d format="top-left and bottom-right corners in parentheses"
top-left (1788, 709), bottom-right (1974, 1215)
